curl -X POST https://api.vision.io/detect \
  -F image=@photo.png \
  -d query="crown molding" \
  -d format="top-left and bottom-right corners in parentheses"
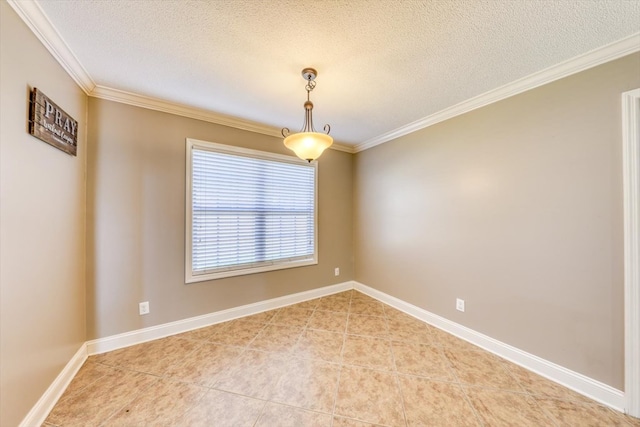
top-left (90, 85), bottom-right (284, 137)
top-left (329, 143), bottom-right (355, 153)
top-left (10, 0), bottom-right (634, 156)
top-left (8, 0), bottom-right (355, 153)
top-left (89, 86), bottom-right (355, 153)
top-left (355, 32), bottom-right (640, 153)
top-left (7, 0), bottom-right (95, 94)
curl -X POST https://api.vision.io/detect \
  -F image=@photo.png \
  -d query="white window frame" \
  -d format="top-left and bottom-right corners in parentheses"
top-left (185, 138), bottom-right (318, 283)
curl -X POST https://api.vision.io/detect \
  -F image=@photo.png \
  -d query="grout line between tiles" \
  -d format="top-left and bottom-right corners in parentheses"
top-left (251, 399), bottom-right (269, 427)
top-left (529, 397), bottom-right (562, 427)
top-left (438, 339), bottom-right (486, 427)
top-left (51, 290), bottom-right (637, 426)
top-left (329, 293), bottom-right (352, 425)
top-left (457, 385), bottom-right (486, 427)
top-left (94, 373), bottom-right (162, 427)
top-left (387, 312), bottom-right (409, 427)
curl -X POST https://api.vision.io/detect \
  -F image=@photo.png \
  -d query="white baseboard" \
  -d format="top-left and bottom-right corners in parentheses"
top-left (86, 281), bottom-right (353, 355)
top-left (27, 279), bottom-right (627, 427)
top-left (353, 281), bottom-right (626, 412)
top-left (19, 344), bottom-right (88, 427)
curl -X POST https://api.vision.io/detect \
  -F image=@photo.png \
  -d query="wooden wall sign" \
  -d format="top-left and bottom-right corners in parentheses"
top-left (29, 88), bottom-right (78, 156)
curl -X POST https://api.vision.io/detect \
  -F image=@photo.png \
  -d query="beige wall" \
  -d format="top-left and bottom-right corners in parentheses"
top-left (86, 98), bottom-right (353, 339)
top-left (354, 53), bottom-right (640, 390)
top-left (3, 0), bottom-right (637, 419)
top-left (0, 3), bottom-right (88, 426)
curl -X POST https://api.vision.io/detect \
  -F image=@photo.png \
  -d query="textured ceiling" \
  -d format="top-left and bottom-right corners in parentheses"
top-left (32, 0), bottom-right (640, 146)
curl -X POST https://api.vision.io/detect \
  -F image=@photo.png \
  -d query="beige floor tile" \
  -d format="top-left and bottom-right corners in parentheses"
top-left (444, 347), bottom-right (522, 391)
top-left (317, 295), bottom-right (351, 312)
top-left (627, 414), bottom-right (640, 427)
top-left (63, 359), bottom-right (112, 395)
top-left (350, 299), bottom-right (385, 317)
top-left (210, 318), bottom-right (266, 347)
top-left (256, 402), bottom-right (333, 427)
top-left (271, 358), bottom-right (340, 413)
top-left (308, 310), bottom-right (348, 333)
top-left (399, 375), bottom-right (479, 426)
top-left (271, 306), bottom-right (315, 327)
top-left (465, 387), bottom-right (554, 426)
top-left (342, 335), bottom-right (394, 371)
top-left (333, 417), bottom-right (383, 426)
top-left (212, 349), bottom-right (288, 399)
top-left (164, 342), bottom-right (243, 386)
top-left (337, 290), bottom-right (356, 298)
top-left (175, 389), bottom-right (265, 427)
top-left (335, 366), bottom-right (406, 426)
top-left (320, 292), bottom-right (352, 302)
top-left (102, 377), bottom-right (206, 425)
top-left (392, 341), bottom-right (454, 380)
top-left (294, 329), bottom-right (345, 363)
top-left (294, 298), bottom-right (322, 309)
top-left (45, 367), bottom-right (157, 426)
top-left (351, 291), bottom-right (376, 302)
top-left (92, 336), bottom-right (201, 375)
top-left (333, 291), bottom-right (354, 299)
top-left (347, 314), bottom-right (389, 338)
top-left (536, 397), bottom-right (636, 427)
top-left (383, 305), bottom-right (411, 320)
top-left (429, 327), bottom-right (477, 350)
top-left (505, 362), bottom-right (592, 403)
top-left (386, 317), bottom-right (434, 345)
top-left (175, 321), bottom-right (231, 342)
top-left (387, 314), bottom-right (428, 329)
top-left (47, 291), bottom-right (633, 427)
top-left (249, 323), bottom-right (304, 353)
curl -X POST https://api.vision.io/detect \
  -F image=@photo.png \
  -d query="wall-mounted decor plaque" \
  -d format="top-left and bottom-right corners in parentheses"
top-left (28, 88), bottom-right (78, 156)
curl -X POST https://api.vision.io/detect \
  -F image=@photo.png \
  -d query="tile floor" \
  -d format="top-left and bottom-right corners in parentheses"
top-left (44, 291), bottom-right (640, 426)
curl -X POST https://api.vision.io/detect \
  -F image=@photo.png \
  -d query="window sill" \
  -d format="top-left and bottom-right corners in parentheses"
top-left (185, 258), bottom-right (318, 283)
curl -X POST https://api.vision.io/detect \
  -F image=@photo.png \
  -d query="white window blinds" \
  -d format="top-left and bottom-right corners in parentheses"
top-left (186, 139), bottom-right (317, 282)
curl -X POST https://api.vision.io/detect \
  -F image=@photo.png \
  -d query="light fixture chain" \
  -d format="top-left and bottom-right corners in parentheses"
top-left (305, 80), bottom-right (316, 93)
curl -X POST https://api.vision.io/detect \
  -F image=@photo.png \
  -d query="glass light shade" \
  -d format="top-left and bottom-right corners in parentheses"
top-left (283, 132), bottom-right (333, 162)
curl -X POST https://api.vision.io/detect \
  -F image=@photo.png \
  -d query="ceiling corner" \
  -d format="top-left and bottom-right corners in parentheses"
top-left (354, 32), bottom-right (640, 154)
top-left (7, 0), bottom-right (96, 94)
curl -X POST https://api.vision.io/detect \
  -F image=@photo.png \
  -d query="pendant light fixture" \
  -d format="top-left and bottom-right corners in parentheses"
top-left (281, 67), bottom-right (333, 162)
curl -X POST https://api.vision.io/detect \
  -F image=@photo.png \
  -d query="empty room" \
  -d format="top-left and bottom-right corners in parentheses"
top-left (1, 0), bottom-right (639, 426)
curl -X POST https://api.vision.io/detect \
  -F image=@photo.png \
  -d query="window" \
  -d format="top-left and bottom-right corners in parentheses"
top-left (185, 138), bottom-right (317, 283)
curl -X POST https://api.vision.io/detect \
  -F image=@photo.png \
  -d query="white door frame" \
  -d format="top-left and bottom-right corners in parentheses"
top-left (623, 88), bottom-right (640, 418)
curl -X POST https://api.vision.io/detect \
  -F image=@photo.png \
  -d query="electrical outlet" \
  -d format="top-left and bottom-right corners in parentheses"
top-left (334, 267), bottom-right (340, 276)
top-left (139, 301), bottom-right (150, 315)
top-left (456, 298), bottom-right (465, 312)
